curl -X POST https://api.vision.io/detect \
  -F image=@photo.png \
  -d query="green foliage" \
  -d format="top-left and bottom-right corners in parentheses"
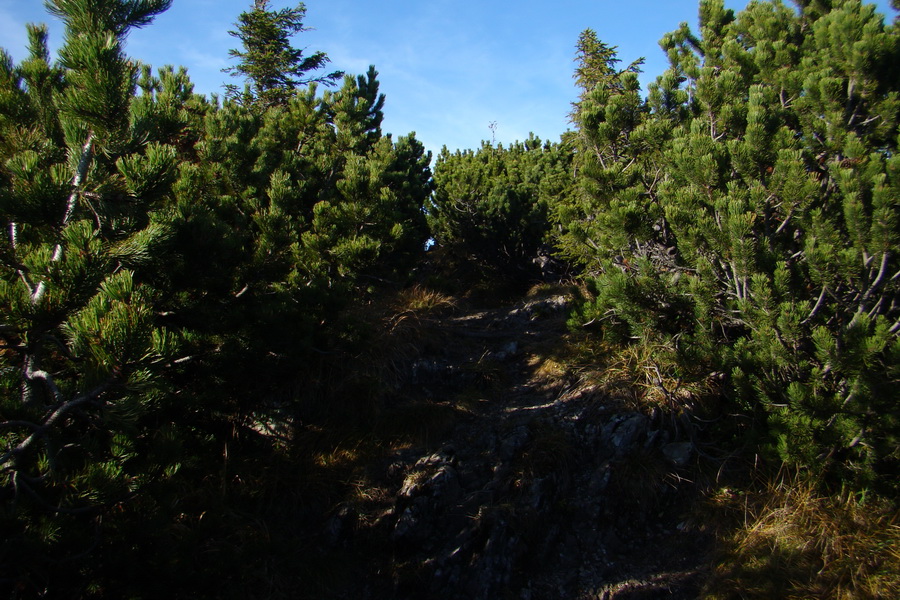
top-left (571, 27), bottom-right (645, 117)
top-left (429, 134), bottom-right (575, 281)
top-left (557, 0), bottom-right (900, 489)
top-left (224, 0), bottom-right (343, 108)
top-left (0, 1), bottom-right (432, 595)
top-left (0, 1), bottom-right (186, 592)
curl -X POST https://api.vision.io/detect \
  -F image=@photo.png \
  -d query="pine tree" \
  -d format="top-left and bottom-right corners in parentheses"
top-left (158, 64), bottom-right (431, 418)
top-left (224, 0), bottom-right (343, 108)
top-left (2, 1), bottom-right (433, 593)
top-left (0, 0), bottom-right (191, 591)
top-left (572, 28), bottom-right (644, 104)
top-left (555, 28), bottom-right (679, 339)
top-left (430, 134), bottom-right (575, 284)
top-left (558, 0), bottom-right (900, 488)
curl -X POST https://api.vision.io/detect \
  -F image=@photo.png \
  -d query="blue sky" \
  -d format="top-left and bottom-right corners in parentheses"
top-left (1, 0), bottom-right (896, 156)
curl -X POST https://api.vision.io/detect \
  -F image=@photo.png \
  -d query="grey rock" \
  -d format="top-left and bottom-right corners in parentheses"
top-left (399, 471), bottom-right (426, 498)
top-left (602, 413), bottom-right (648, 454)
top-left (416, 449), bottom-right (455, 468)
top-left (400, 461), bottom-right (460, 502)
top-left (500, 425), bottom-right (530, 460)
top-left (323, 505), bottom-right (355, 546)
top-left (493, 341), bottom-right (518, 360)
top-left (428, 464), bottom-right (461, 502)
top-left (588, 463), bottom-right (611, 494)
top-left (392, 498), bottom-right (433, 544)
top-left (661, 441), bottom-right (694, 467)
top-left (527, 477), bottom-right (549, 510)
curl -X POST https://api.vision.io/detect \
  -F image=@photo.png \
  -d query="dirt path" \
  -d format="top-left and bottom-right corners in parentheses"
top-left (321, 290), bottom-right (715, 599)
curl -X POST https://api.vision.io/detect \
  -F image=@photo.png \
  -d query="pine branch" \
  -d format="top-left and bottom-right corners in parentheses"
top-left (851, 251), bottom-right (890, 326)
top-left (23, 357), bottom-right (64, 405)
top-left (802, 284), bottom-right (828, 325)
top-left (9, 222), bottom-right (38, 297)
top-left (11, 472), bottom-right (98, 515)
top-left (31, 132), bottom-right (94, 304)
top-left (1, 381), bottom-right (111, 469)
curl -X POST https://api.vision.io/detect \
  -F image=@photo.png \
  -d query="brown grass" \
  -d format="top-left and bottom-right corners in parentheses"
top-left (703, 475), bottom-right (900, 599)
top-left (393, 284), bottom-right (457, 314)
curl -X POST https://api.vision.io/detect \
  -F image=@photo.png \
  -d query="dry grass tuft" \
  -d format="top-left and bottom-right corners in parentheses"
top-left (525, 281), bottom-right (578, 299)
top-left (393, 284), bottom-right (457, 314)
top-left (529, 354), bottom-right (568, 379)
top-left (600, 340), bottom-right (686, 409)
top-left (703, 476), bottom-right (900, 599)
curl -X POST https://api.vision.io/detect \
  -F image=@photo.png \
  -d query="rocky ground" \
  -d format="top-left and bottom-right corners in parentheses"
top-left (316, 289), bottom-right (718, 599)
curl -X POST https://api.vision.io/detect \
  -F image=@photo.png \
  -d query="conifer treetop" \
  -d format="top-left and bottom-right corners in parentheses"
top-left (573, 28), bottom-right (644, 96)
top-left (45, 0), bottom-right (173, 37)
top-left (224, 0), bottom-right (344, 108)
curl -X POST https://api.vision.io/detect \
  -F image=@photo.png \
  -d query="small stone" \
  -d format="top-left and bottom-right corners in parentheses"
top-left (589, 463), bottom-right (611, 493)
top-left (427, 465), bottom-right (461, 501)
top-left (399, 472), bottom-right (425, 498)
top-left (323, 505), bottom-right (355, 546)
top-left (603, 413), bottom-right (648, 454)
top-left (392, 504), bottom-right (432, 544)
top-left (661, 441), bottom-right (693, 467)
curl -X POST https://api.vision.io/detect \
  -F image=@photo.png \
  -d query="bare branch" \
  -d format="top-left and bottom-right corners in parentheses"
top-left (774, 211), bottom-right (792, 236)
top-left (62, 132), bottom-right (94, 229)
top-left (1, 382), bottom-right (111, 469)
top-left (0, 420), bottom-right (42, 431)
top-left (890, 317), bottom-right (900, 336)
top-left (802, 285), bottom-right (828, 325)
top-left (24, 360), bottom-right (64, 405)
top-left (852, 251), bottom-right (891, 326)
top-left (32, 132), bottom-right (95, 304)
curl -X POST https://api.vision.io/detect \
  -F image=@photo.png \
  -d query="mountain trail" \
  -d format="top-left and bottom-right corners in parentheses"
top-left (319, 288), bottom-right (715, 599)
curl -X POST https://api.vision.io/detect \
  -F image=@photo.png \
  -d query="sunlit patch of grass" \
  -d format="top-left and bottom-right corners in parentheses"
top-left (450, 387), bottom-right (491, 413)
top-left (525, 281), bottom-right (578, 299)
top-left (314, 446), bottom-right (360, 469)
top-left (393, 284), bottom-right (457, 314)
top-left (347, 476), bottom-right (390, 506)
top-left (519, 325), bottom-right (611, 398)
top-left (528, 353), bottom-right (568, 379)
top-left (703, 475), bottom-right (900, 599)
top-left (599, 340), bottom-right (684, 407)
